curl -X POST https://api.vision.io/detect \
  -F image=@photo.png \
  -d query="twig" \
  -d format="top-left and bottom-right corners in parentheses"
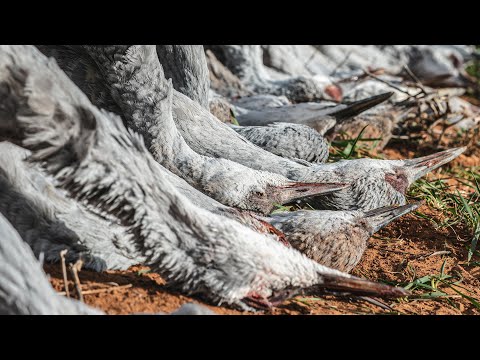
top-left (335, 72), bottom-right (369, 84)
top-left (375, 246), bottom-right (451, 260)
top-left (69, 259), bottom-right (84, 302)
top-left (373, 247), bottom-right (419, 257)
top-left (58, 284), bottom-right (132, 296)
top-left (358, 296), bottom-right (394, 311)
top-left (445, 114), bottom-right (465, 127)
top-left (403, 64), bottom-right (430, 96)
top-left (364, 69), bottom-right (413, 97)
top-left (390, 134), bottom-right (418, 140)
top-left (409, 295), bottom-right (462, 301)
top-left (59, 249), bottom-right (70, 298)
top-left (416, 250), bottom-right (451, 260)
top-left (429, 113), bottom-right (462, 147)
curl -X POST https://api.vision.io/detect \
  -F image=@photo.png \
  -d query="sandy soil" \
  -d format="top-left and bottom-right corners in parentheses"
top-left (43, 125), bottom-right (480, 315)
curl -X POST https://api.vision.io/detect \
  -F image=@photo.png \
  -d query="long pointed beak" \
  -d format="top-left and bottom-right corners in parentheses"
top-left (404, 147), bottom-right (466, 182)
top-left (306, 273), bottom-right (410, 298)
top-left (332, 91), bottom-right (394, 121)
top-left (278, 182), bottom-right (349, 203)
top-left (247, 271), bottom-right (409, 310)
top-left (364, 201), bottom-right (423, 233)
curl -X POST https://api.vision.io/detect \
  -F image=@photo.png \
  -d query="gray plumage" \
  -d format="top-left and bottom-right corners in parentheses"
top-left (160, 78), bottom-right (462, 212)
top-left (205, 48), bottom-right (252, 99)
top-left (0, 140), bottom-right (289, 268)
top-left (0, 211), bottom-right (214, 315)
top-left (231, 92), bottom-right (393, 130)
top-left (301, 147), bottom-right (465, 211)
top-left (260, 45), bottom-right (335, 80)
top-left (340, 75), bottom-right (410, 103)
top-left (168, 87), bottom-right (463, 211)
top-left (267, 202), bottom-right (420, 272)
top-left (168, 88), bottom-right (462, 212)
top-left (404, 46), bottom-right (474, 88)
top-left (0, 45), bottom-right (408, 310)
top-left (231, 122), bottom-right (332, 164)
top-left (0, 142), bottom-right (142, 272)
top-left (36, 45), bottom-right (461, 212)
top-left (0, 212), bottom-right (102, 315)
top-left (168, 303), bottom-right (216, 315)
top-left (232, 94), bottom-right (292, 110)
top-left (38, 45), bottom-right (344, 215)
top-left (156, 45), bottom-right (210, 108)
top-left (80, 45), bottom-right (344, 214)
top-left (204, 45), bottom-right (339, 103)
top-left (30, 47), bottom-right (283, 226)
top-left (314, 45), bottom-right (476, 86)
top-left (34, 45), bottom-right (314, 180)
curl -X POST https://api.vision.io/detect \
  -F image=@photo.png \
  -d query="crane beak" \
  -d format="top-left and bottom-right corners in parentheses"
top-left (278, 182), bottom-right (349, 203)
top-left (364, 201), bottom-right (423, 233)
top-left (247, 272), bottom-right (409, 310)
top-left (404, 147), bottom-right (466, 182)
top-left (307, 273), bottom-right (410, 298)
top-left (331, 91), bottom-right (394, 121)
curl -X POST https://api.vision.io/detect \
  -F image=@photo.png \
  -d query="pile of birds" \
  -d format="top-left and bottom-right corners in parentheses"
top-left (0, 45), bottom-right (478, 315)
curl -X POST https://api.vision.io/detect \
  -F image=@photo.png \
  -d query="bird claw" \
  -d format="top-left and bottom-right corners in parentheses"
top-left (241, 288), bottom-right (302, 311)
top-left (242, 292), bottom-right (274, 311)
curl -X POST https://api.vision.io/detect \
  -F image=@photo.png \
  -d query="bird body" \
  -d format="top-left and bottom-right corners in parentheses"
top-left (0, 142), bottom-right (141, 271)
top-left (40, 45), bottom-right (344, 215)
top-left (0, 44), bottom-right (407, 310)
top-left (204, 45), bottom-right (341, 103)
top-left (0, 210), bottom-right (213, 315)
top-left (315, 45), bottom-right (477, 88)
top-left (36, 45), bottom-right (462, 212)
top-left (0, 212), bottom-right (102, 315)
top-left (231, 122), bottom-right (332, 164)
top-left (267, 202), bottom-right (420, 272)
top-left (156, 45), bottom-right (210, 108)
top-left (163, 84), bottom-right (463, 212)
top-left (35, 45), bottom-right (314, 180)
top-left (232, 94), bottom-right (291, 110)
top-left (260, 45), bottom-right (335, 81)
top-left (232, 92), bottom-right (392, 132)
top-left (0, 140), bottom-right (292, 264)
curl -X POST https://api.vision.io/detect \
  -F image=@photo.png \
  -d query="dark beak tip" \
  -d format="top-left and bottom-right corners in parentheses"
top-left (378, 286), bottom-right (410, 298)
top-left (443, 146), bottom-right (467, 157)
top-left (396, 291), bottom-right (410, 298)
top-left (408, 200), bottom-right (424, 211)
top-left (285, 182), bottom-right (350, 193)
top-left (395, 287), bottom-right (410, 296)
